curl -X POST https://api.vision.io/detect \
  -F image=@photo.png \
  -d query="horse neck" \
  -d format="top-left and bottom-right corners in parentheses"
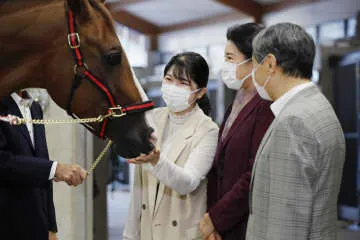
top-left (0, 1), bottom-right (67, 99)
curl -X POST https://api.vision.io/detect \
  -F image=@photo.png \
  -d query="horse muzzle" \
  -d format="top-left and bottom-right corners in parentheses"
top-left (107, 114), bottom-right (155, 158)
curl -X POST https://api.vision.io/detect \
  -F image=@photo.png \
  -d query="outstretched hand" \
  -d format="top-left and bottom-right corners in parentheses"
top-left (127, 149), bottom-right (160, 166)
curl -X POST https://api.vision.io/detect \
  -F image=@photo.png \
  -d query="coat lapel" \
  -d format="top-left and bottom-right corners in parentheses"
top-left (152, 108), bottom-right (199, 217)
top-left (217, 95), bottom-right (262, 160)
top-left (212, 106), bottom-right (231, 166)
top-left (249, 85), bottom-right (319, 208)
top-left (251, 85), bottom-right (318, 171)
top-left (248, 112), bottom-right (277, 214)
top-left (31, 104), bottom-right (44, 156)
top-left (2, 97), bottom-right (35, 152)
top-left (147, 108), bottom-right (169, 218)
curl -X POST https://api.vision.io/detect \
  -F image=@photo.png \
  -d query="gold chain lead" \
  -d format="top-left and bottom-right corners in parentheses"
top-left (4, 114), bottom-right (116, 174)
top-left (14, 115), bottom-right (106, 125)
top-left (87, 140), bottom-right (113, 174)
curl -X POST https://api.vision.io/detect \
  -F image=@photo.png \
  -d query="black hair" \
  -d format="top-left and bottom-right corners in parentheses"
top-left (164, 52), bottom-right (211, 116)
top-left (226, 23), bottom-right (265, 59)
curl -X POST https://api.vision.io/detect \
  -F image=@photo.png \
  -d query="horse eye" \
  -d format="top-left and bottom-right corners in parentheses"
top-left (106, 51), bottom-right (122, 66)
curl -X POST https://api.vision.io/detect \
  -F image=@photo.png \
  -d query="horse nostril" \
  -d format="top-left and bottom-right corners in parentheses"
top-left (147, 127), bottom-right (154, 138)
top-left (146, 127), bottom-right (156, 149)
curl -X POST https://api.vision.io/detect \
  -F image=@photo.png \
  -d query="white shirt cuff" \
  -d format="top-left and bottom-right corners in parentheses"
top-left (49, 162), bottom-right (58, 180)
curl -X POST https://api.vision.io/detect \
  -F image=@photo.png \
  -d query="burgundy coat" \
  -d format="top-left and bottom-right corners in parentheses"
top-left (207, 94), bottom-right (274, 240)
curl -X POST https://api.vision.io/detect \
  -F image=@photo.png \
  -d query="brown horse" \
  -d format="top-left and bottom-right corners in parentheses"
top-left (0, 0), bottom-right (154, 158)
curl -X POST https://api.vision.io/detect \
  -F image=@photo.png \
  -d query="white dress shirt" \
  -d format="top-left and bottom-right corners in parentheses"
top-left (11, 93), bottom-right (57, 180)
top-left (270, 82), bottom-right (314, 117)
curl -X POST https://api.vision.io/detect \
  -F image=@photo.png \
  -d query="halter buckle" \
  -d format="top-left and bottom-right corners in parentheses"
top-left (73, 63), bottom-right (88, 75)
top-left (109, 106), bottom-right (127, 118)
top-left (68, 33), bottom-right (81, 49)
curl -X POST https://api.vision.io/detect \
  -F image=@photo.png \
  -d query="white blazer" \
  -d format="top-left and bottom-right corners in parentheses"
top-left (123, 106), bottom-right (219, 240)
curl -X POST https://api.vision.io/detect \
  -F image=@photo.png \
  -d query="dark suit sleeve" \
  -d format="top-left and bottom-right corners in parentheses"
top-left (0, 125), bottom-right (53, 186)
top-left (208, 102), bottom-right (274, 233)
top-left (48, 181), bottom-right (58, 232)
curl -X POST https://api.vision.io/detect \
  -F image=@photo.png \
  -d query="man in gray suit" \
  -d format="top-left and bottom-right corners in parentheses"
top-left (246, 23), bottom-right (345, 240)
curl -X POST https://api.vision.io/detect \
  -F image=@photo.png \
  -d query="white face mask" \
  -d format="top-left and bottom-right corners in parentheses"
top-left (251, 59), bottom-right (272, 101)
top-left (221, 59), bottom-right (251, 90)
top-left (161, 82), bottom-right (200, 112)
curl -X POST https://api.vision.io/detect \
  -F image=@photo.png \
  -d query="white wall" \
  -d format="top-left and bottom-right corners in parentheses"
top-left (45, 98), bottom-right (93, 240)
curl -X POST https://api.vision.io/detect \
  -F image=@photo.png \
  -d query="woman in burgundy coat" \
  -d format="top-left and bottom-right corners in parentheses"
top-left (200, 23), bottom-right (274, 240)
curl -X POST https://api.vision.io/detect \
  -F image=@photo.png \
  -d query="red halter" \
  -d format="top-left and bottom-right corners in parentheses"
top-left (65, 9), bottom-right (154, 139)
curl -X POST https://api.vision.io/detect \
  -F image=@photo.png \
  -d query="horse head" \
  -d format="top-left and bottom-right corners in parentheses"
top-left (0, 0), bottom-right (155, 158)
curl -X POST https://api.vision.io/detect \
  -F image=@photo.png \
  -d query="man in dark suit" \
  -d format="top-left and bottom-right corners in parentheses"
top-left (0, 91), bottom-right (88, 240)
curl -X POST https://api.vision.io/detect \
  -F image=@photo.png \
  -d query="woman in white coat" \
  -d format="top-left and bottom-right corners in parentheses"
top-left (123, 52), bottom-right (219, 240)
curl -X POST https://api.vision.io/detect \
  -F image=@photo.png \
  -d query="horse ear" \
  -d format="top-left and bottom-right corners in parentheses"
top-left (66, 0), bottom-right (92, 18)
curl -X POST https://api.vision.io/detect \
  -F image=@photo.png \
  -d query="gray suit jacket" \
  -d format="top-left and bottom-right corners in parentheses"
top-left (246, 85), bottom-right (345, 240)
